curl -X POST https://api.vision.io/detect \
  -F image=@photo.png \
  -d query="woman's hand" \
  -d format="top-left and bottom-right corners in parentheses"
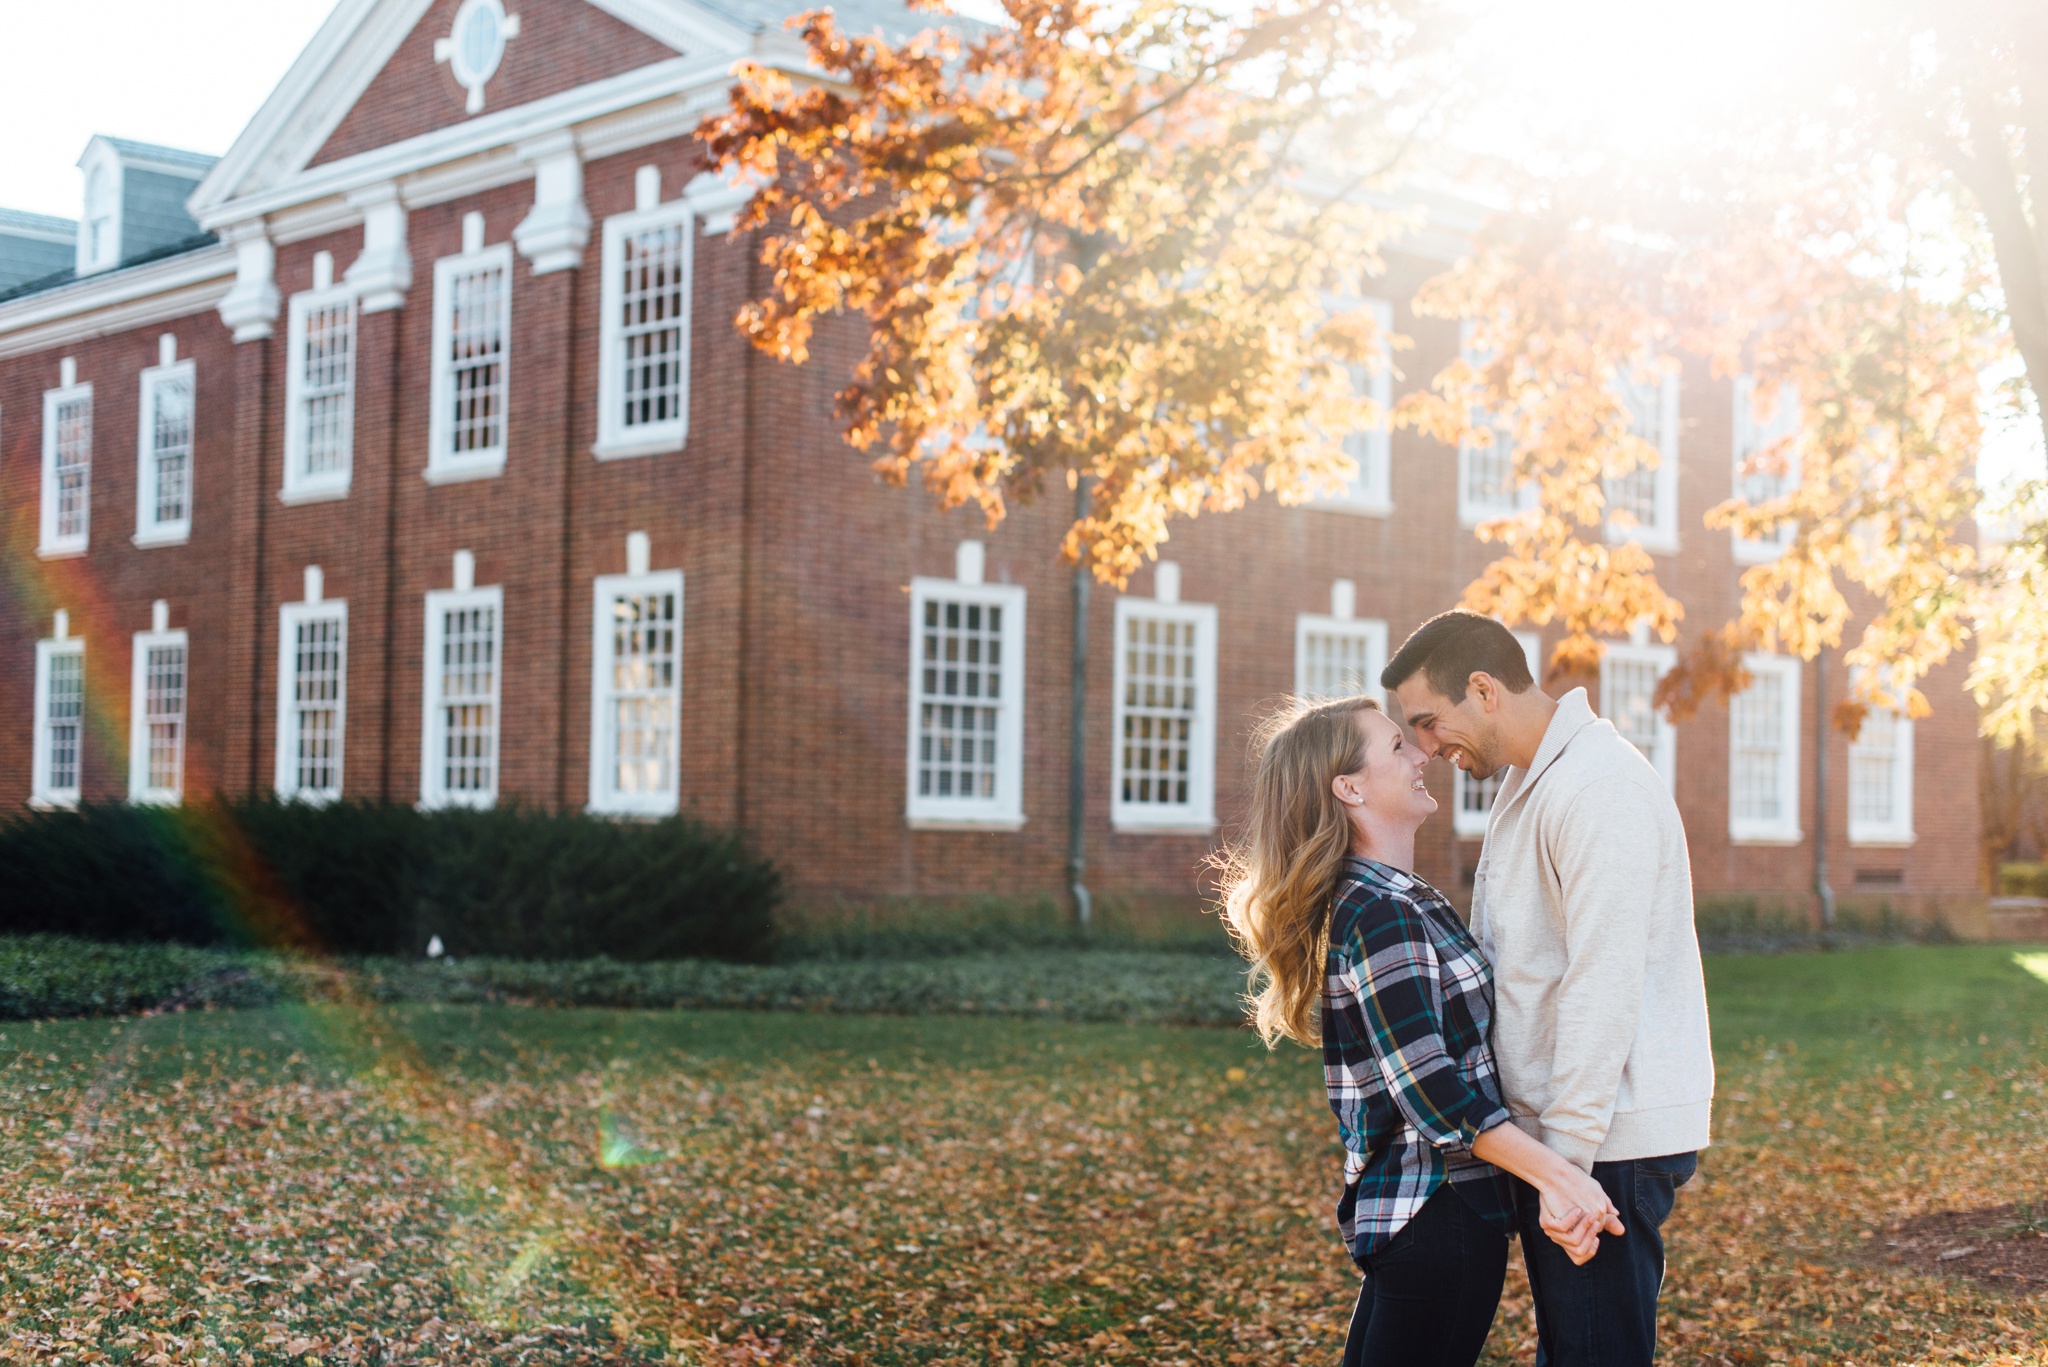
top-left (1469, 1122), bottom-right (1626, 1266)
top-left (1536, 1168), bottom-right (1623, 1265)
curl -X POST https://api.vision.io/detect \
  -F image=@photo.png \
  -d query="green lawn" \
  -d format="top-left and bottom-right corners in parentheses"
top-left (2, 946), bottom-right (2045, 1366)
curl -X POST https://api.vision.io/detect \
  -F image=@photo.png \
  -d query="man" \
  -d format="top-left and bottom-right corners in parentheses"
top-left (1381, 610), bottom-right (1714, 1366)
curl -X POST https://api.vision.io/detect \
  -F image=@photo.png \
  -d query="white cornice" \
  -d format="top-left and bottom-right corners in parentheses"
top-left (0, 247), bottom-right (234, 359)
top-left (195, 55), bottom-right (744, 233)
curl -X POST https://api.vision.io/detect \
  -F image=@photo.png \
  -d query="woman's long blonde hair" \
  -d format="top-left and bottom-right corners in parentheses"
top-left (1215, 694), bottom-right (1377, 1047)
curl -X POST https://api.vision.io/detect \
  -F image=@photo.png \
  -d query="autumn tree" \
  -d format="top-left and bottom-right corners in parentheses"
top-left (696, 0), bottom-right (1459, 583)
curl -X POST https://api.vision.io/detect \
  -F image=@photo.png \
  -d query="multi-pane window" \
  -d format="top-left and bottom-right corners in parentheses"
top-left (905, 579), bottom-right (1027, 826)
top-left (1451, 629), bottom-right (1542, 836)
top-left (1314, 297), bottom-right (1393, 514)
top-left (428, 239), bottom-right (513, 481)
top-left (589, 571), bottom-right (685, 816)
top-left (1111, 598), bottom-right (1218, 830)
top-left (283, 263), bottom-right (357, 502)
top-left (1600, 641), bottom-right (1677, 789)
top-left (1457, 324), bottom-right (1530, 526)
top-left (1848, 701), bottom-right (1915, 845)
top-left (421, 587), bottom-right (503, 808)
top-left (40, 377), bottom-right (93, 556)
top-left (1728, 653), bottom-right (1801, 843)
top-left (275, 601), bottom-right (348, 802)
top-left (129, 624), bottom-right (188, 804)
top-left (1731, 375), bottom-right (1800, 563)
top-left (1606, 361), bottom-right (1680, 551)
top-left (1294, 616), bottom-right (1387, 703)
top-left (136, 353), bottom-right (195, 544)
top-left (32, 635), bottom-right (85, 808)
top-left (595, 200), bottom-right (694, 458)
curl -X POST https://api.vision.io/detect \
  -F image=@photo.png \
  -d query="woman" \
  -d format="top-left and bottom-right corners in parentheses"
top-left (1219, 695), bottom-right (1621, 1366)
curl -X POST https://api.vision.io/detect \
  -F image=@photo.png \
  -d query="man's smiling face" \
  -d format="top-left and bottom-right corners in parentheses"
top-left (1392, 672), bottom-right (1507, 780)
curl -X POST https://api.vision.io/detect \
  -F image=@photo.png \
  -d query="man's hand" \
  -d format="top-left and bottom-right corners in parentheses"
top-left (1538, 1167), bottom-right (1625, 1266)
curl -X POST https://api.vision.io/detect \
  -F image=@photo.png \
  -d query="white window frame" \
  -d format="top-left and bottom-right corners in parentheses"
top-left (1605, 361), bottom-right (1680, 553)
top-left (31, 635), bottom-right (86, 809)
top-left (135, 357), bottom-right (196, 546)
top-left (1727, 652), bottom-right (1801, 844)
top-left (594, 199), bottom-right (694, 460)
top-left (1456, 322), bottom-right (1533, 528)
top-left (1111, 597), bottom-right (1219, 833)
top-left (427, 240), bottom-right (514, 483)
top-left (1848, 695), bottom-right (1915, 847)
top-left (1730, 375), bottom-right (1800, 564)
top-left (281, 281), bottom-right (358, 504)
top-left (1310, 296), bottom-right (1393, 516)
top-left (1452, 629), bottom-right (1542, 836)
top-left (588, 568), bottom-right (686, 817)
top-left (1293, 615), bottom-right (1388, 704)
top-left (1600, 640), bottom-right (1677, 790)
top-left (904, 578), bottom-right (1028, 829)
top-left (40, 379), bottom-right (93, 557)
top-left (420, 584), bottom-right (504, 809)
top-left (275, 600), bottom-right (349, 803)
top-left (128, 625), bottom-right (189, 805)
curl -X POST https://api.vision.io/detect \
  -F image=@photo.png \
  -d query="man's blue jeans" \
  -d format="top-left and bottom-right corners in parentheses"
top-left (1514, 1152), bottom-right (1697, 1367)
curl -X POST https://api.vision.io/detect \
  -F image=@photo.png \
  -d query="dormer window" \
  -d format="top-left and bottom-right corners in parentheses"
top-left (85, 166), bottom-right (117, 269)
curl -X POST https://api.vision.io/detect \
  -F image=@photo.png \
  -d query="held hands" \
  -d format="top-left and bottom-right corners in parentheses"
top-left (1537, 1169), bottom-right (1625, 1266)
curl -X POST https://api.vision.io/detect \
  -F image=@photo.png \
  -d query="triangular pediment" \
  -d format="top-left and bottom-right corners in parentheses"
top-left (190, 0), bottom-right (758, 219)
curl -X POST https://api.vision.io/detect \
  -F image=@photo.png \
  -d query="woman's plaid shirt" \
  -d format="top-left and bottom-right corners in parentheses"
top-left (1323, 856), bottom-right (1516, 1260)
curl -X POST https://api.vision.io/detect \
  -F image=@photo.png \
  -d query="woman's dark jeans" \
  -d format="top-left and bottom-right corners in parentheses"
top-left (1342, 1184), bottom-right (1508, 1367)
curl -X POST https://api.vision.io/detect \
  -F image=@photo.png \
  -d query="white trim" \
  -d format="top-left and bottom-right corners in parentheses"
top-left (427, 240), bottom-right (513, 482)
top-left (1730, 375), bottom-right (1800, 565)
top-left (1110, 596), bottom-right (1218, 832)
top-left (1452, 629), bottom-right (1541, 835)
top-left (0, 247), bottom-right (235, 359)
top-left (595, 196), bottom-right (694, 457)
top-left (420, 583), bottom-right (504, 809)
top-left (1605, 362), bottom-right (1681, 554)
top-left (588, 568), bottom-right (686, 816)
top-left (31, 635), bottom-right (86, 809)
top-left (39, 379), bottom-right (93, 558)
top-left (1455, 324), bottom-right (1534, 528)
top-left (1727, 652), bottom-right (1802, 845)
top-left (1848, 703), bottom-right (1915, 847)
top-left (1293, 614), bottom-right (1388, 704)
top-left (275, 598), bottom-right (350, 803)
top-left (1309, 296), bottom-right (1393, 516)
top-left (128, 625), bottom-right (190, 805)
top-left (134, 356), bottom-right (196, 546)
top-left (1600, 640), bottom-right (1677, 790)
top-left (281, 280), bottom-right (358, 502)
top-left (905, 577), bottom-right (1027, 829)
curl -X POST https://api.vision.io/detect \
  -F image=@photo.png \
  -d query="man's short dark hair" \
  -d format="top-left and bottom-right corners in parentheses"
top-left (1380, 610), bottom-right (1536, 703)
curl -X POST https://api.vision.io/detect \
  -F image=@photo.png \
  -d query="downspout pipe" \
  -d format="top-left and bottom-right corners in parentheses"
top-left (1814, 647), bottom-right (1837, 942)
top-left (1068, 474), bottom-right (1093, 935)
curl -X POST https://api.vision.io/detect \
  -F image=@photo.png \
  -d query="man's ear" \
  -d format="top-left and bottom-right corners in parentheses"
top-left (1469, 672), bottom-right (1499, 712)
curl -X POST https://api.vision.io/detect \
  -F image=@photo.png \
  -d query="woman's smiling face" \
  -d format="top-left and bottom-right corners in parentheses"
top-left (1337, 706), bottom-right (1438, 826)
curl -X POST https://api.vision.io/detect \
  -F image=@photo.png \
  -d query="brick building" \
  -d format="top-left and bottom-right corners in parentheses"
top-left (0, 0), bottom-right (1980, 921)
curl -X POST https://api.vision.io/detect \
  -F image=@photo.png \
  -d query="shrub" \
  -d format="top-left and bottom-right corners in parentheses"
top-left (1999, 862), bottom-right (2048, 898)
top-left (0, 801), bottom-right (778, 962)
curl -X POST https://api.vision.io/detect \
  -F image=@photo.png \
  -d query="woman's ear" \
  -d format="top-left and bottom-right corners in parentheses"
top-left (1332, 773), bottom-right (1360, 807)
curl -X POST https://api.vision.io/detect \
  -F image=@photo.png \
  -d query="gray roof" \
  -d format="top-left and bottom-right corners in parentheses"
top-left (100, 137), bottom-right (221, 175)
top-left (693, 0), bottom-right (966, 42)
top-left (0, 208), bottom-right (78, 240)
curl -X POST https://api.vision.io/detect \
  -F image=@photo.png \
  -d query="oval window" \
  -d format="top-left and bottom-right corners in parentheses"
top-left (446, 0), bottom-right (510, 111)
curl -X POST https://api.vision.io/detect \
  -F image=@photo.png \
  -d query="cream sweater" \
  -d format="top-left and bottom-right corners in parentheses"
top-left (1471, 687), bottom-right (1714, 1171)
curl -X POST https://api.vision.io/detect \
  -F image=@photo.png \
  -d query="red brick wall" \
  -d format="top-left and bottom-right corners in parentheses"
top-left (0, 137), bottom-right (1983, 923)
top-left (310, 0), bottom-right (679, 168)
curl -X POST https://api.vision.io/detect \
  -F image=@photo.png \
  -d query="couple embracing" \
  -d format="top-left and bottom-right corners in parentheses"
top-left (1222, 610), bottom-right (1715, 1366)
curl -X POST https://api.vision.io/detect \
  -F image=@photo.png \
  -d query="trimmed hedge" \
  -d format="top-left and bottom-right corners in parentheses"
top-left (0, 935), bottom-right (1252, 1026)
top-left (0, 800), bottom-right (778, 962)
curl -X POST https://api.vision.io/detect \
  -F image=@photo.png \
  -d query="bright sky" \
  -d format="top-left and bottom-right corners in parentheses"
top-left (0, 0), bottom-right (337, 220)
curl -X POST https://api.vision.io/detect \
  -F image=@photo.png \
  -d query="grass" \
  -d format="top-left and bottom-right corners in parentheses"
top-left (1, 945), bottom-right (2045, 1366)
